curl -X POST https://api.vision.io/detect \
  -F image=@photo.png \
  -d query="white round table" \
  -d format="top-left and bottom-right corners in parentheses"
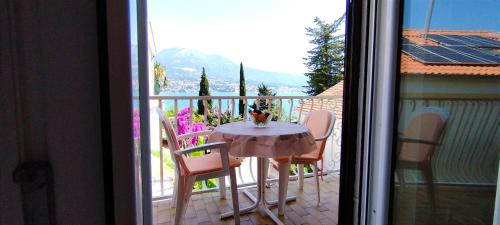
top-left (209, 121), bottom-right (316, 225)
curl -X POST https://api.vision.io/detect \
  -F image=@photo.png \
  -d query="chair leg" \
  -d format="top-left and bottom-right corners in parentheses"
top-left (174, 175), bottom-right (196, 225)
top-left (313, 162), bottom-right (321, 206)
top-left (298, 164), bottom-right (304, 190)
top-left (218, 176), bottom-right (226, 199)
top-left (174, 176), bottom-right (185, 225)
top-left (278, 160), bottom-right (290, 216)
top-left (422, 164), bottom-right (436, 209)
top-left (229, 168), bottom-right (241, 225)
top-left (172, 175), bottom-right (179, 208)
top-left (320, 160), bottom-right (324, 181)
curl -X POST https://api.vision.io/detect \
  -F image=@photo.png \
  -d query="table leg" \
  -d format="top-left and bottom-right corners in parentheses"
top-left (220, 158), bottom-right (262, 219)
top-left (221, 158), bottom-right (291, 225)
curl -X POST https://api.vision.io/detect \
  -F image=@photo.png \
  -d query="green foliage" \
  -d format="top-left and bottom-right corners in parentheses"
top-left (197, 67), bottom-right (212, 114)
top-left (150, 149), bottom-right (175, 170)
top-left (239, 62), bottom-right (246, 116)
top-left (205, 108), bottom-right (243, 129)
top-left (289, 163), bottom-right (314, 175)
top-left (250, 83), bottom-right (279, 121)
top-left (153, 61), bottom-right (168, 95)
top-left (303, 14), bottom-right (346, 96)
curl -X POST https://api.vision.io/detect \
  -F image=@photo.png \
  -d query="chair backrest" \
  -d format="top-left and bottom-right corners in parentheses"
top-left (156, 108), bottom-right (188, 174)
top-left (302, 110), bottom-right (336, 159)
top-left (400, 107), bottom-right (449, 162)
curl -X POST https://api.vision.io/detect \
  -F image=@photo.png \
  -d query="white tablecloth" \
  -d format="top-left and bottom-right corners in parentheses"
top-left (209, 121), bottom-right (316, 158)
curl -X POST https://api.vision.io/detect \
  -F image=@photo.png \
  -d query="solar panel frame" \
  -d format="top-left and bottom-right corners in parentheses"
top-left (402, 37), bottom-right (414, 45)
top-left (447, 46), bottom-right (500, 64)
top-left (426, 34), bottom-right (469, 46)
top-left (420, 46), bottom-right (486, 64)
top-left (445, 35), bottom-right (497, 48)
top-left (402, 44), bottom-right (453, 64)
top-left (468, 35), bottom-right (500, 47)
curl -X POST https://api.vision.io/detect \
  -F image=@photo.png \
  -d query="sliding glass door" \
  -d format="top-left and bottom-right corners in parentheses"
top-left (391, 0), bottom-right (499, 224)
top-left (354, 0), bottom-right (499, 224)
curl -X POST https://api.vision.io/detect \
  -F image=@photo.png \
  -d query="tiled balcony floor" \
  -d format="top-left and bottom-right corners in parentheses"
top-left (153, 174), bottom-right (340, 225)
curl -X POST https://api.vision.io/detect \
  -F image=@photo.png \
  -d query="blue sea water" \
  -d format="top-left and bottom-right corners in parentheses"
top-left (158, 91), bottom-right (307, 116)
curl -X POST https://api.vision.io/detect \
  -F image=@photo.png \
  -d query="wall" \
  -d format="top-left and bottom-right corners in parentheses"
top-left (1, 1), bottom-right (106, 224)
top-left (399, 74), bottom-right (500, 184)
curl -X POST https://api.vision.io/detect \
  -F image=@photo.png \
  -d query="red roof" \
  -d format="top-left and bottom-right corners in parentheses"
top-left (401, 30), bottom-right (500, 76)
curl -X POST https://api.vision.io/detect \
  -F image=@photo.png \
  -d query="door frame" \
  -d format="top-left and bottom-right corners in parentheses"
top-left (97, 0), bottom-right (152, 224)
top-left (339, 0), bottom-right (404, 224)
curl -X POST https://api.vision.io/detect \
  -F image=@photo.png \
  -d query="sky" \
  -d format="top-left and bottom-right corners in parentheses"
top-left (147, 0), bottom-right (346, 75)
top-left (403, 0), bottom-right (500, 31)
top-left (145, 0), bottom-right (499, 75)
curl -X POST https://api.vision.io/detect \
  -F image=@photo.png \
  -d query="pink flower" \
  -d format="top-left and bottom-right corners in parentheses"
top-left (176, 107), bottom-right (205, 146)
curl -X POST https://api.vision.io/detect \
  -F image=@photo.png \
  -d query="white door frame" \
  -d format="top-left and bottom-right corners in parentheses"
top-left (359, 0), bottom-right (401, 224)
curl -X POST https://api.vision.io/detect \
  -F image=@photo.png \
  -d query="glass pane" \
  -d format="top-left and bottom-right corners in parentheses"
top-left (393, 0), bottom-right (500, 224)
top-left (129, 0), bottom-right (143, 223)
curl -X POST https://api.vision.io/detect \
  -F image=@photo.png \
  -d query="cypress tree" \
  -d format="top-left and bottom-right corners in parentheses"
top-left (238, 62), bottom-right (246, 116)
top-left (197, 67), bottom-right (212, 115)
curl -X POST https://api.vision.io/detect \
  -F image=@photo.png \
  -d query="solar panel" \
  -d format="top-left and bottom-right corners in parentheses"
top-left (426, 34), bottom-right (468, 46)
top-left (445, 35), bottom-right (497, 48)
top-left (402, 37), bottom-right (413, 45)
top-left (448, 46), bottom-right (500, 64)
top-left (420, 46), bottom-right (485, 64)
top-left (469, 35), bottom-right (500, 47)
top-left (402, 45), bottom-right (452, 64)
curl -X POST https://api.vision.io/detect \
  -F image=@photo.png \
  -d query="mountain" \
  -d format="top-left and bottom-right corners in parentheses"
top-left (154, 48), bottom-right (307, 87)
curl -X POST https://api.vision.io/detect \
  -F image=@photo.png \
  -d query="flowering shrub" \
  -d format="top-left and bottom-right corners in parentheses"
top-left (206, 108), bottom-right (243, 129)
top-left (133, 108), bottom-right (140, 140)
top-left (176, 107), bottom-right (205, 146)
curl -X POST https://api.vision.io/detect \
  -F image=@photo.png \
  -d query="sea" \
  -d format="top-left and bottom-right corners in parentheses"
top-left (158, 91), bottom-right (307, 115)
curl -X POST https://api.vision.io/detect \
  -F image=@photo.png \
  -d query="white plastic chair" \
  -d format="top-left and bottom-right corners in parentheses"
top-left (397, 107), bottom-right (448, 208)
top-left (271, 110), bottom-right (335, 212)
top-left (156, 108), bottom-right (241, 225)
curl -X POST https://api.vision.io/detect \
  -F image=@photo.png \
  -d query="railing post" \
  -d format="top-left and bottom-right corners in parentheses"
top-left (230, 99), bottom-right (235, 122)
top-left (189, 99), bottom-right (194, 132)
top-left (173, 99), bottom-right (178, 130)
top-left (218, 98), bottom-right (222, 126)
top-left (243, 99), bottom-right (248, 120)
top-left (158, 99), bottom-right (164, 196)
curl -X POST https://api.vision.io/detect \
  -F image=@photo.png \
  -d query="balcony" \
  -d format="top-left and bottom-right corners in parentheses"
top-left (147, 93), bottom-right (499, 225)
top-left (148, 95), bottom-right (343, 200)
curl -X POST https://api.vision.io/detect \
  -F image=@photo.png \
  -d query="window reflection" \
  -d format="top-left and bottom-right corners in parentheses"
top-left (393, 0), bottom-right (499, 224)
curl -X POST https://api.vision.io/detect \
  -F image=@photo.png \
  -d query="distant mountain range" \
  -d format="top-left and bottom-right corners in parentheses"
top-left (154, 48), bottom-right (307, 87)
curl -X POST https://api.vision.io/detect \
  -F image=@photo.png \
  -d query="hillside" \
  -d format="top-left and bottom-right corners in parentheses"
top-left (154, 48), bottom-right (307, 87)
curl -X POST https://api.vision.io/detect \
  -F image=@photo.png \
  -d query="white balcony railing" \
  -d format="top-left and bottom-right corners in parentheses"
top-left (149, 95), bottom-right (343, 200)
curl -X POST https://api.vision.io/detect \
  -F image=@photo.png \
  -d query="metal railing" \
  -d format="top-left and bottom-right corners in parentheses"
top-left (399, 97), bottom-right (500, 185)
top-left (150, 95), bottom-right (342, 200)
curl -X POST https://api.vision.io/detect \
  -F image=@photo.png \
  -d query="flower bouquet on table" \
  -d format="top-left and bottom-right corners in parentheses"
top-left (249, 109), bottom-right (273, 127)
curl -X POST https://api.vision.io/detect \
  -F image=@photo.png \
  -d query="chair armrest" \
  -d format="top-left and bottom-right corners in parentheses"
top-left (177, 130), bottom-right (213, 140)
top-left (399, 136), bottom-right (439, 145)
top-left (315, 135), bottom-right (330, 141)
top-left (174, 141), bottom-right (227, 155)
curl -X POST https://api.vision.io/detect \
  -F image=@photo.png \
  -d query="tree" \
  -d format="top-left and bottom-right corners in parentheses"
top-left (153, 61), bottom-right (168, 95)
top-left (303, 14), bottom-right (345, 96)
top-left (197, 67), bottom-right (212, 115)
top-left (238, 62), bottom-right (246, 116)
top-left (250, 83), bottom-right (277, 115)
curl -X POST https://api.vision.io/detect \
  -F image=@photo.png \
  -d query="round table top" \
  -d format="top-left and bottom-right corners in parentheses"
top-left (209, 121), bottom-right (317, 158)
